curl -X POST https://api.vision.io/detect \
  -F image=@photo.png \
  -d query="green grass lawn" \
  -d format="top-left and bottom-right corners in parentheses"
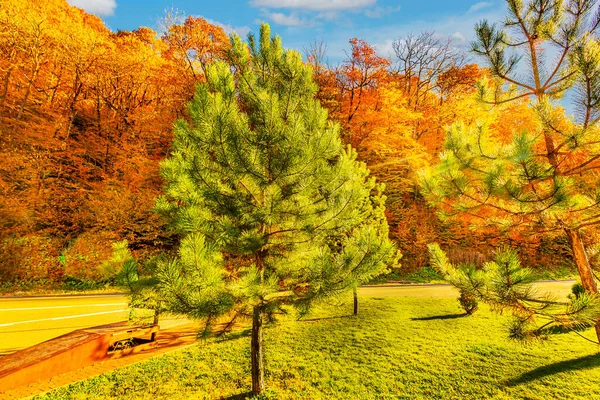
top-left (36, 293), bottom-right (600, 400)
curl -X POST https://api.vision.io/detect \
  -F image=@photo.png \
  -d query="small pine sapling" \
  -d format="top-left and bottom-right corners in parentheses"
top-left (429, 244), bottom-right (600, 342)
top-left (428, 243), bottom-right (483, 315)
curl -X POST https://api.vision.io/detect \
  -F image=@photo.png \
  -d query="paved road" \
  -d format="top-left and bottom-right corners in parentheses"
top-left (0, 294), bottom-right (129, 355)
top-left (0, 280), bottom-right (576, 355)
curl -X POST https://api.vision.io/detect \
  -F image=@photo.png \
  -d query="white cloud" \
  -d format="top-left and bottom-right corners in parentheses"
top-left (251, 0), bottom-right (376, 11)
top-left (365, 5), bottom-right (401, 19)
top-left (205, 18), bottom-right (252, 38)
top-left (452, 31), bottom-right (466, 42)
top-left (468, 1), bottom-right (494, 14)
top-left (67, 0), bottom-right (117, 16)
top-left (316, 11), bottom-right (340, 21)
top-left (232, 26), bottom-right (252, 38)
top-left (250, 0), bottom-right (504, 68)
top-left (322, 5), bottom-right (505, 62)
top-left (373, 39), bottom-right (395, 59)
top-left (263, 11), bottom-right (311, 27)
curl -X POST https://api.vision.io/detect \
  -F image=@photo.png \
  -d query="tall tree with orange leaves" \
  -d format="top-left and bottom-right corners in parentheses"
top-left (311, 38), bottom-right (428, 189)
top-left (335, 38), bottom-right (391, 149)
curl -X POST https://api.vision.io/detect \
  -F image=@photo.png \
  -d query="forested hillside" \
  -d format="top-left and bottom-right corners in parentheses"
top-left (0, 0), bottom-right (577, 286)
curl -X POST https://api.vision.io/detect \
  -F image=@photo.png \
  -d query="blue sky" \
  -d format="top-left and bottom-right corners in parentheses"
top-left (67, 0), bottom-right (507, 63)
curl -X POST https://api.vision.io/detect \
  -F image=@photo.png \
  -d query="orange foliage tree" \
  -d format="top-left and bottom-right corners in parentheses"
top-left (310, 35), bottom-right (570, 273)
top-left (0, 0), bottom-right (229, 283)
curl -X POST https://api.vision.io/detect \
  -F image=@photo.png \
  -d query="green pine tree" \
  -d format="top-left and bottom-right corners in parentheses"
top-left (420, 0), bottom-right (600, 341)
top-left (153, 24), bottom-right (398, 395)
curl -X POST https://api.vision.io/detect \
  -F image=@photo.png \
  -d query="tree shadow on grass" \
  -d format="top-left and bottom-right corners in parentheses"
top-left (507, 353), bottom-right (600, 386)
top-left (299, 315), bottom-right (353, 322)
top-left (411, 313), bottom-right (468, 321)
top-left (216, 328), bottom-right (251, 342)
top-left (221, 391), bottom-right (253, 400)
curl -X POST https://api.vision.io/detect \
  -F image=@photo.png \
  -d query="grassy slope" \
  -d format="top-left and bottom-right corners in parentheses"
top-left (37, 295), bottom-right (600, 400)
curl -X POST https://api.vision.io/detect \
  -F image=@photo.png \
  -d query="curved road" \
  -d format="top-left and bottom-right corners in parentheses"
top-left (0, 294), bottom-right (129, 355)
top-left (0, 280), bottom-right (576, 355)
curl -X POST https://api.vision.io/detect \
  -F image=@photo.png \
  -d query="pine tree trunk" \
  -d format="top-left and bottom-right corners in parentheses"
top-left (251, 306), bottom-right (264, 395)
top-left (153, 308), bottom-right (160, 325)
top-left (353, 287), bottom-right (359, 316)
top-left (565, 228), bottom-right (600, 341)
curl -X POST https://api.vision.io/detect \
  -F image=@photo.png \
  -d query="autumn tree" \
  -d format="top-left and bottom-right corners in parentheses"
top-left (334, 38), bottom-right (392, 149)
top-left (312, 39), bottom-right (430, 195)
top-left (154, 24), bottom-right (397, 395)
top-left (308, 37), bottom-right (507, 273)
top-left (392, 32), bottom-right (466, 142)
top-left (421, 0), bottom-right (600, 341)
top-left (393, 32), bottom-right (463, 108)
top-left (0, 1), bottom-right (232, 283)
top-left (306, 39), bottom-right (339, 115)
top-left (162, 14), bottom-right (230, 101)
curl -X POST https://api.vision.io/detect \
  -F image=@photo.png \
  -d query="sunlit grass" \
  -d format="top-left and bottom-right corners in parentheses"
top-left (37, 295), bottom-right (600, 399)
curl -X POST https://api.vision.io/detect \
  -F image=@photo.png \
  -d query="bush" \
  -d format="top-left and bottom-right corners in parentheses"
top-left (0, 235), bottom-right (63, 283)
top-left (428, 243), bottom-right (483, 315)
top-left (571, 282), bottom-right (585, 299)
top-left (458, 291), bottom-right (478, 315)
top-left (62, 275), bottom-right (107, 291)
top-left (62, 232), bottom-right (116, 280)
